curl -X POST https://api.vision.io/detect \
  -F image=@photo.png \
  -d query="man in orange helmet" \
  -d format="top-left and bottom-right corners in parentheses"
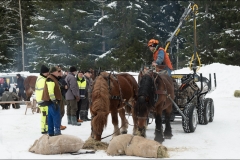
top-left (148, 39), bottom-right (173, 76)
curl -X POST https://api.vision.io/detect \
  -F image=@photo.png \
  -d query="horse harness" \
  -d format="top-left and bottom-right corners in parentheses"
top-left (137, 72), bottom-right (169, 120)
top-left (90, 71), bottom-right (130, 140)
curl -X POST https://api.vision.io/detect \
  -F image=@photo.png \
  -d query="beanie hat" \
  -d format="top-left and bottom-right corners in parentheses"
top-left (85, 70), bottom-right (91, 73)
top-left (70, 66), bottom-right (77, 72)
top-left (40, 65), bottom-right (49, 74)
top-left (49, 66), bottom-right (58, 73)
top-left (16, 74), bottom-right (21, 77)
top-left (78, 70), bottom-right (84, 74)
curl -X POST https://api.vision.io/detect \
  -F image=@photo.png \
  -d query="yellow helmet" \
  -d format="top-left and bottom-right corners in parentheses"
top-left (148, 39), bottom-right (159, 47)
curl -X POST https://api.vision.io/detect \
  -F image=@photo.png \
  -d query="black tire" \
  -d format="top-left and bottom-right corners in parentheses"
top-left (198, 98), bottom-right (210, 125)
top-left (208, 98), bottom-right (214, 122)
top-left (182, 103), bottom-right (198, 133)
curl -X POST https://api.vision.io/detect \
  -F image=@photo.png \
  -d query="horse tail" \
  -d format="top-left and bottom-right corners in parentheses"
top-left (91, 75), bottom-right (110, 135)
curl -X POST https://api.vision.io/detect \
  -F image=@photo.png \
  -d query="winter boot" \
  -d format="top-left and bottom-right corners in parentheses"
top-left (80, 110), bottom-right (86, 121)
top-left (84, 110), bottom-right (91, 121)
top-left (71, 116), bottom-right (81, 126)
top-left (60, 125), bottom-right (67, 130)
top-left (67, 116), bottom-right (72, 125)
top-left (77, 119), bottom-right (83, 122)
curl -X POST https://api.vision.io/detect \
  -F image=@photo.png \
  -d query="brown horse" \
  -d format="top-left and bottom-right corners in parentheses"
top-left (24, 76), bottom-right (37, 101)
top-left (135, 70), bottom-right (174, 143)
top-left (90, 71), bottom-right (138, 141)
top-left (89, 68), bottom-right (98, 81)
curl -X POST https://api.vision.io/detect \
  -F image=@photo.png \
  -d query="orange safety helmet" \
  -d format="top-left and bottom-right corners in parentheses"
top-left (148, 39), bottom-right (159, 47)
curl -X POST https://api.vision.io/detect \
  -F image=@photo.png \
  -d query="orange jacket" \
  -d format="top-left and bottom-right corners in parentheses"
top-left (153, 47), bottom-right (173, 70)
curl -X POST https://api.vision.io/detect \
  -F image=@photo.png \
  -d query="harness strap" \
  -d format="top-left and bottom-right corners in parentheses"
top-left (155, 90), bottom-right (167, 95)
top-left (111, 95), bottom-right (121, 100)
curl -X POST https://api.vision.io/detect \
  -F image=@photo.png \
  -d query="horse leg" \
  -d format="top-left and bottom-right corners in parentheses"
top-left (25, 88), bottom-right (31, 101)
top-left (164, 106), bottom-right (173, 139)
top-left (118, 108), bottom-right (128, 134)
top-left (154, 110), bottom-right (164, 143)
top-left (111, 108), bottom-right (120, 137)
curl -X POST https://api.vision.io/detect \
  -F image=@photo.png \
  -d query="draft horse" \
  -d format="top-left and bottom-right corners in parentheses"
top-left (90, 71), bottom-right (138, 141)
top-left (135, 70), bottom-right (174, 143)
top-left (24, 76), bottom-right (37, 101)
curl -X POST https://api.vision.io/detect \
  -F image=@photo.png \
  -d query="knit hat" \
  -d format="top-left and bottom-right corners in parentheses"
top-left (16, 74), bottom-right (21, 77)
top-left (85, 70), bottom-right (91, 73)
top-left (49, 66), bottom-right (58, 73)
top-left (70, 66), bottom-right (77, 72)
top-left (78, 70), bottom-right (84, 74)
top-left (40, 65), bottom-right (49, 74)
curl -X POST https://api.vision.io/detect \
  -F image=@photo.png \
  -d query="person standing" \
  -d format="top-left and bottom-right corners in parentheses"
top-left (42, 66), bottom-right (62, 136)
top-left (80, 70), bottom-right (92, 121)
top-left (76, 71), bottom-right (86, 122)
top-left (35, 65), bottom-right (50, 134)
top-left (57, 66), bottom-right (68, 130)
top-left (65, 66), bottom-right (81, 126)
top-left (2, 78), bottom-right (9, 91)
top-left (16, 74), bottom-right (26, 100)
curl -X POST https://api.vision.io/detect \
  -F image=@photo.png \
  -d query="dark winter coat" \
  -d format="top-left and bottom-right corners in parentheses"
top-left (58, 75), bottom-right (67, 98)
top-left (1, 91), bottom-right (20, 108)
top-left (16, 76), bottom-right (25, 90)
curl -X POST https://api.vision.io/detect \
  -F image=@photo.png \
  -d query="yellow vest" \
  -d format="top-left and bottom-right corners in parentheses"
top-left (77, 78), bottom-right (86, 89)
top-left (35, 75), bottom-right (46, 104)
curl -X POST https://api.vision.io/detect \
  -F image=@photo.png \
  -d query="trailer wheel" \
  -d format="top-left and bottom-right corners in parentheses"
top-left (198, 98), bottom-right (210, 125)
top-left (182, 103), bottom-right (198, 133)
top-left (208, 98), bottom-right (214, 122)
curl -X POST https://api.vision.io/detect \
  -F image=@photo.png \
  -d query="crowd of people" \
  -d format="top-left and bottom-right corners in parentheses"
top-left (35, 65), bottom-right (93, 136)
top-left (0, 38), bottom-right (172, 136)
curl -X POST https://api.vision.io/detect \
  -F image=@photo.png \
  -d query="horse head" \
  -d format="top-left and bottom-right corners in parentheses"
top-left (135, 73), bottom-right (155, 123)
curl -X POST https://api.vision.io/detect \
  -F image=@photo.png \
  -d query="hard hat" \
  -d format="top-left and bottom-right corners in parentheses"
top-left (148, 39), bottom-right (159, 47)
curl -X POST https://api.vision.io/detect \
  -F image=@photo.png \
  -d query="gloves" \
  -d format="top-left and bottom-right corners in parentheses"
top-left (52, 100), bottom-right (59, 110)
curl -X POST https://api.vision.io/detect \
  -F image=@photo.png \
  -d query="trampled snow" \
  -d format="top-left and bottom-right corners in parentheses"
top-left (0, 63), bottom-right (240, 159)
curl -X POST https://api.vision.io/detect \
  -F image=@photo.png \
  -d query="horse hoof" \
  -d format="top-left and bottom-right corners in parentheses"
top-left (164, 135), bottom-right (172, 139)
top-left (154, 137), bottom-right (164, 144)
top-left (121, 131), bottom-right (127, 134)
top-left (164, 132), bottom-right (173, 139)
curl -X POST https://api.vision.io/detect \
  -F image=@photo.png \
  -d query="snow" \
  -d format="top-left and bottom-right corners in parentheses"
top-left (94, 15), bottom-right (109, 27)
top-left (1, 63), bottom-right (240, 159)
top-left (107, 1), bottom-right (117, 9)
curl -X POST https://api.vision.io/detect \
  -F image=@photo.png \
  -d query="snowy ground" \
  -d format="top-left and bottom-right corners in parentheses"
top-left (0, 63), bottom-right (240, 159)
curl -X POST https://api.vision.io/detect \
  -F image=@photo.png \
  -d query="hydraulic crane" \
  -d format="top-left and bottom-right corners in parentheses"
top-left (164, 1), bottom-right (201, 73)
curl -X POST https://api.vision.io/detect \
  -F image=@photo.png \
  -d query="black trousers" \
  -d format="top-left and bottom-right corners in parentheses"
top-left (18, 88), bottom-right (26, 100)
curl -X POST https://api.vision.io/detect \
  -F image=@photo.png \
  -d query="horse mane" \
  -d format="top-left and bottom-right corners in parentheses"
top-left (91, 72), bottom-right (110, 135)
top-left (134, 74), bottom-right (155, 117)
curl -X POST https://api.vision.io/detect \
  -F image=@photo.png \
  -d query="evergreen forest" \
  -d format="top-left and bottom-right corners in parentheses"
top-left (0, 0), bottom-right (239, 72)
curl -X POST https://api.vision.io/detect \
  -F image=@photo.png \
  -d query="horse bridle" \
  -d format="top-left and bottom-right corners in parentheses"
top-left (136, 72), bottom-right (168, 119)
